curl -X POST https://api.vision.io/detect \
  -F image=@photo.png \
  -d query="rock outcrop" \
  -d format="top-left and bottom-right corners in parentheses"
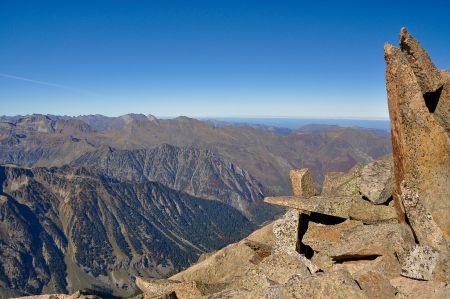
top-left (385, 28), bottom-right (450, 250)
top-left (385, 28), bottom-right (450, 286)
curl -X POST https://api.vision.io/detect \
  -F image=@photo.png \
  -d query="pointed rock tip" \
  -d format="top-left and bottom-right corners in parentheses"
top-left (400, 27), bottom-right (410, 42)
top-left (397, 27), bottom-right (443, 93)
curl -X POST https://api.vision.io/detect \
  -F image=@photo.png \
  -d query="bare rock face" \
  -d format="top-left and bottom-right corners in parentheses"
top-left (302, 220), bottom-right (364, 254)
top-left (288, 168), bottom-right (317, 198)
top-left (384, 28), bottom-right (450, 249)
top-left (348, 200), bottom-right (397, 223)
top-left (359, 156), bottom-right (393, 204)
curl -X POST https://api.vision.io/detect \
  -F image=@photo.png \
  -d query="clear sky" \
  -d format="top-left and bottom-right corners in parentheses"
top-left (1, 0), bottom-right (450, 118)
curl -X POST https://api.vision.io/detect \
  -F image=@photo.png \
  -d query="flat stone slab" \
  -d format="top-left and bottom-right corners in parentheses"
top-left (265, 195), bottom-right (353, 218)
top-left (264, 195), bottom-right (397, 223)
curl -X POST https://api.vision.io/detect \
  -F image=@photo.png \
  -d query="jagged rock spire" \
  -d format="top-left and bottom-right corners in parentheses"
top-left (384, 28), bottom-right (450, 254)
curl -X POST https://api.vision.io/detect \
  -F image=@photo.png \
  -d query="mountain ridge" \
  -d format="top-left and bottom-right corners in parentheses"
top-left (0, 164), bottom-right (256, 297)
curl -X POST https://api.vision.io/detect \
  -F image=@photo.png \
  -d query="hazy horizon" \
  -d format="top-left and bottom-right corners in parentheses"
top-left (0, 113), bottom-right (391, 131)
top-left (0, 112), bottom-right (389, 120)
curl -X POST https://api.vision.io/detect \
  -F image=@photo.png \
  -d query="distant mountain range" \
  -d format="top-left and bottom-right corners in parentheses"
top-left (0, 114), bottom-right (392, 296)
top-left (0, 114), bottom-right (391, 192)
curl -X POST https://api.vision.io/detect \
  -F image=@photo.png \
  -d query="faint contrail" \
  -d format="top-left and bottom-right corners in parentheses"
top-left (0, 72), bottom-right (102, 97)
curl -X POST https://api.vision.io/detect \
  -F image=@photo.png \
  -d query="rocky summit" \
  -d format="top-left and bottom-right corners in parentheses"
top-left (118, 28), bottom-right (448, 299)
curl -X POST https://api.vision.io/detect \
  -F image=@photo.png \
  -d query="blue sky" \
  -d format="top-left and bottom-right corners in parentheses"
top-left (1, 1), bottom-right (449, 118)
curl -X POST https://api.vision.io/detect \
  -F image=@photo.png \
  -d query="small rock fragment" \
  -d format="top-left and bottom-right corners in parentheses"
top-left (401, 245), bottom-right (439, 281)
top-left (298, 253), bottom-right (320, 274)
top-left (289, 168), bottom-right (317, 198)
